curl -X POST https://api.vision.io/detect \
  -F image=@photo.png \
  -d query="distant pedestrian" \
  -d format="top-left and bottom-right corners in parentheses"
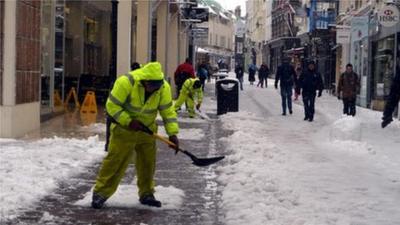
top-left (197, 63), bottom-right (208, 91)
top-left (248, 64), bottom-right (257, 85)
top-left (257, 64), bottom-right (270, 88)
top-left (174, 58), bottom-right (195, 98)
top-left (337, 64), bottom-right (360, 116)
top-left (296, 61), bottom-right (324, 122)
top-left (294, 67), bottom-right (302, 100)
top-left (275, 58), bottom-right (296, 115)
top-left (235, 64), bottom-right (244, 90)
top-left (382, 67), bottom-right (400, 128)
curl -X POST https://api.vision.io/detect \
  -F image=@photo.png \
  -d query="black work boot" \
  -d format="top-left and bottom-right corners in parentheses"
top-left (92, 192), bottom-right (107, 209)
top-left (139, 194), bottom-right (162, 208)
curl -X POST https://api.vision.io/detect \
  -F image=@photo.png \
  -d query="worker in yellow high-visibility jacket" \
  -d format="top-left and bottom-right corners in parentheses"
top-left (174, 78), bottom-right (203, 118)
top-left (92, 62), bottom-right (179, 209)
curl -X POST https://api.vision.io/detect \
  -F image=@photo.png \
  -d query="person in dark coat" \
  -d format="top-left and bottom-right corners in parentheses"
top-left (235, 64), bottom-right (244, 90)
top-left (382, 67), bottom-right (400, 128)
top-left (275, 58), bottom-right (296, 115)
top-left (174, 58), bottom-right (195, 98)
top-left (257, 64), bottom-right (270, 88)
top-left (337, 64), bottom-right (361, 116)
top-left (197, 63), bottom-right (208, 91)
top-left (296, 61), bottom-right (324, 122)
top-left (248, 64), bottom-right (257, 85)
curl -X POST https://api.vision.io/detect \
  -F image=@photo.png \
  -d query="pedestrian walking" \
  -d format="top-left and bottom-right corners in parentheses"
top-left (275, 58), bottom-right (296, 115)
top-left (294, 67), bottom-right (302, 100)
top-left (257, 63), bottom-right (270, 88)
top-left (337, 64), bottom-right (360, 116)
top-left (93, 62), bottom-right (179, 209)
top-left (248, 64), bottom-right (257, 85)
top-left (296, 61), bottom-right (324, 122)
top-left (382, 67), bottom-right (400, 128)
top-left (174, 58), bottom-right (195, 98)
top-left (235, 63), bottom-right (244, 90)
top-left (105, 62), bottom-right (141, 152)
top-left (174, 78), bottom-right (203, 118)
top-left (197, 63), bottom-right (208, 91)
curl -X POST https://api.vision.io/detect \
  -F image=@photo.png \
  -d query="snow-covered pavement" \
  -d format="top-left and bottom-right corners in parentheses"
top-left (0, 136), bottom-right (105, 220)
top-left (215, 77), bottom-right (400, 225)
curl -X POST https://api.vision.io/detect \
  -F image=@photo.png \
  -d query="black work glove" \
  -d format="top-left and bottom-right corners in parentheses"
top-left (196, 103), bottom-right (201, 111)
top-left (318, 91), bottom-right (322, 97)
top-left (274, 84), bottom-right (278, 89)
top-left (381, 116), bottom-right (393, 128)
top-left (128, 120), bottom-right (143, 131)
top-left (169, 135), bottom-right (179, 154)
top-left (337, 95), bottom-right (341, 100)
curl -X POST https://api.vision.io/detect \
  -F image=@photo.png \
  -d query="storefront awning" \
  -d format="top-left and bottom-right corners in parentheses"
top-left (284, 47), bottom-right (304, 54)
top-left (196, 47), bottom-right (209, 53)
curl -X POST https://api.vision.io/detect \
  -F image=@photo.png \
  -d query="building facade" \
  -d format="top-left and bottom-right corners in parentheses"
top-left (0, 0), bottom-right (192, 138)
top-left (195, 0), bottom-right (235, 72)
top-left (336, 0), bottom-right (400, 116)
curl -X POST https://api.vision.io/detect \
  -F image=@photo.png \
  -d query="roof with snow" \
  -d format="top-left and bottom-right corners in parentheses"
top-left (198, 0), bottom-right (235, 21)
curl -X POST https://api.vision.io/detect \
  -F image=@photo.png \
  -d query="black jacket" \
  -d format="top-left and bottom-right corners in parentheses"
top-left (235, 66), bottom-right (244, 79)
top-left (275, 63), bottom-right (296, 87)
top-left (258, 65), bottom-right (270, 79)
top-left (383, 69), bottom-right (400, 118)
top-left (297, 69), bottom-right (324, 95)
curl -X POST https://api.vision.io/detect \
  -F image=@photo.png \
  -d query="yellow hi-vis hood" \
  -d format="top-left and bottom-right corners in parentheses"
top-left (133, 62), bottom-right (164, 81)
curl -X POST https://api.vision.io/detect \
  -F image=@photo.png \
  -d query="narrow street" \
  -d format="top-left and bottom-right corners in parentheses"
top-left (1, 78), bottom-right (400, 225)
top-left (215, 77), bottom-right (400, 225)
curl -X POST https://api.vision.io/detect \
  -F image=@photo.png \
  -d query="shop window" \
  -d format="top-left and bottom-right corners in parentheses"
top-left (372, 35), bottom-right (395, 100)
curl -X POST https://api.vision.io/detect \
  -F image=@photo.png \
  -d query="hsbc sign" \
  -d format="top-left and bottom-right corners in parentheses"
top-left (378, 5), bottom-right (400, 27)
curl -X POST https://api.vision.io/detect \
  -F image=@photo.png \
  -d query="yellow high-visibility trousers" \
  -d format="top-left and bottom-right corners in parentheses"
top-left (185, 97), bottom-right (195, 118)
top-left (94, 125), bottom-right (157, 198)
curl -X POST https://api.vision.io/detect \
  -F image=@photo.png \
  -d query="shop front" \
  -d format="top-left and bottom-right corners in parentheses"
top-left (369, 4), bottom-right (400, 113)
top-left (267, 37), bottom-right (300, 76)
top-left (371, 32), bottom-right (398, 111)
top-left (40, 1), bottom-right (113, 116)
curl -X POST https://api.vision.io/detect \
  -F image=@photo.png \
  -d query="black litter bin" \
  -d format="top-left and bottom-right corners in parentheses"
top-left (216, 78), bottom-right (239, 115)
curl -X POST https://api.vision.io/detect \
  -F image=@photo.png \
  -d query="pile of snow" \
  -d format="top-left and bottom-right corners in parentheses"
top-left (0, 136), bottom-right (105, 220)
top-left (216, 112), bottom-right (299, 225)
top-left (75, 184), bottom-right (185, 210)
top-left (330, 116), bottom-right (362, 142)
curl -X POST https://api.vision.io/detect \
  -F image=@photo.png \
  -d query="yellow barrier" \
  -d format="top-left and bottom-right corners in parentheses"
top-left (64, 87), bottom-right (80, 109)
top-left (80, 91), bottom-right (98, 114)
top-left (54, 90), bottom-right (63, 107)
top-left (54, 90), bottom-right (64, 112)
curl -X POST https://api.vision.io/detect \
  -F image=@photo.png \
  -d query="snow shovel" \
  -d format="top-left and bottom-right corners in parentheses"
top-left (140, 125), bottom-right (225, 167)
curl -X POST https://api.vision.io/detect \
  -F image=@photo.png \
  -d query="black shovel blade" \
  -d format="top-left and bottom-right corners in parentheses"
top-left (182, 150), bottom-right (225, 167)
